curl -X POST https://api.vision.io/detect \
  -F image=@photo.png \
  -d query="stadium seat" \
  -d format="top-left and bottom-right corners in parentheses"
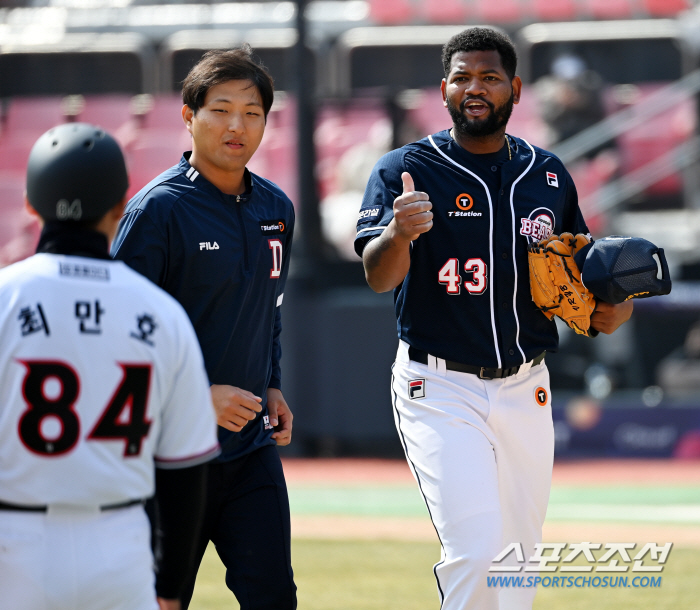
top-left (368, 0), bottom-right (414, 24)
top-left (474, 0), bottom-right (524, 23)
top-left (531, 0), bottom-right (577, 21)
top-left (141, 94), bottom-right (187, 131)
top-left (420, 0), bottom-right (470, 24)
top-left (1, 97), bottom-right (66, 143)
top-left (616, 84), bottom-right (694, 199)
top-left (588, 0), bottom-right (635, 19)
top-left (0, 170), bottom-right (39, 264)
top-left (0, 140), bottom-right (33, 172)
top-left (79, 95), bottom-right (135, 132)
top-left (641, 0), bottom-right (689, 17)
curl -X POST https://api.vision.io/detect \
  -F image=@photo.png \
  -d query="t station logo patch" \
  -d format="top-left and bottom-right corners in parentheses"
top-left (260, 220), bottom-right (286, 235)
top-left (520, 207), bottom-right (555, 243)
top-left (448, 193), bottom-right (482, 218)
top-left (408, 378), bottom-right (426, 400)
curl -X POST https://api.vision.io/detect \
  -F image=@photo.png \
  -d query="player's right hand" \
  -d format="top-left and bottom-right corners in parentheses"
top-left (210, 384), bottom-right (263, 433)
top-left (391, 172), bottom-right (433, 242)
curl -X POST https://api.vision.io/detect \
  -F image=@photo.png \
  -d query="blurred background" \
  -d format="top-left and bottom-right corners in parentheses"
top-left (1, 0), bottom-right (700, 460)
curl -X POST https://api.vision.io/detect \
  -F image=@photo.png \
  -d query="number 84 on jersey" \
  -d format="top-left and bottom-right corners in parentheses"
top-left (438, 258), bottom-right (487, 295)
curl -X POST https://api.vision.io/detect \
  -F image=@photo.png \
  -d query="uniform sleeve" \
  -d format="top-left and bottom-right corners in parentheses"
top-left (111, 206), bottom-right (168, 287)
top-left (354, 148), bottom-right (406, 257)
top-left (269, 206), bottom-right (295, 390)
top-left (561, 169), bottom-right (590, 236)
top-left (154, 305), bottom-right (220, 468)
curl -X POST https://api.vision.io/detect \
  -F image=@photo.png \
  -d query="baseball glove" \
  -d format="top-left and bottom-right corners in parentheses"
top-left (528, 233), bottom-right (597, 336)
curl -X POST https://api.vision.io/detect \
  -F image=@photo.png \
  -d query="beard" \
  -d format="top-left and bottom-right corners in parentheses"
top-left (447, 90), bottom-right (515, 138)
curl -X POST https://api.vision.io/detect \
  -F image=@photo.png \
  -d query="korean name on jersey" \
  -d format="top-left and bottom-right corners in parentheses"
top-left (0, 254), bottom-right (219, 507)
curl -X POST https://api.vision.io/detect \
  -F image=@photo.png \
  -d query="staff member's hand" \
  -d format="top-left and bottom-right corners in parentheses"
top-left (210, 384), bottom-right (262, 432)
top-left (391, 172), bottom-right (433, 242)
top-left (267, 388), bottom-right (293, 446)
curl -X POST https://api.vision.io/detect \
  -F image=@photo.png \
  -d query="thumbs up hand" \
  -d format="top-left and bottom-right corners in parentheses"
top-left (391, 172), bottom-right (433, 242)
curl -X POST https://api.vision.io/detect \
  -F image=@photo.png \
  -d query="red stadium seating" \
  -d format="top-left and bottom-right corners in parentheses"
top-left (588, 0), bottom-right (635, 19)
top-left (615, 83), bottom-right (695, 198)
top-left (475, 0), bottom-right (524, 23)
top-left (420, 0), bottom-right (470, 24)
top-left (368, 0), bottom-right (415, 25)
top-left (0, 170), bottom-right (40, 265)
top-left (641, 0), bottom-right (690, 17)
top-left (3, 97), bottom-right (66, 137)
top-left (78, 95), bottom-right (135, 132)
top-left (532, 0), bottom-right (577, 21)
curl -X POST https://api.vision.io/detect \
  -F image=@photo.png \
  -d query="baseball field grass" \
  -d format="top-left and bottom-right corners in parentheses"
top-left (189, 458), bottom-right (700, 610)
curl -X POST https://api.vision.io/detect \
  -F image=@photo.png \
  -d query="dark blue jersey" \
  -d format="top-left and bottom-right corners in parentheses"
top-left (111, 153), bottom-right (294, 461)
top-left (355, 130), bottom-right (588, 369)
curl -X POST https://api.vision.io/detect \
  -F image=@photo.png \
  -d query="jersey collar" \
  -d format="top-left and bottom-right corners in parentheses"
top-left (179, 152), bottom-right (253, 203)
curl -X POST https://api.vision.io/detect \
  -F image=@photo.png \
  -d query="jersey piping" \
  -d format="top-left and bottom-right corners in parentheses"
top-left (508, 138), bottom-right (537, 364)
top-left (428, 134), bottom-right (501, 368)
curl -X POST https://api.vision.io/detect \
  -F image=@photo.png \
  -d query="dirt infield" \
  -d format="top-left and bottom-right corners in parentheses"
top-left (283, 458), bottom-right (700, 546)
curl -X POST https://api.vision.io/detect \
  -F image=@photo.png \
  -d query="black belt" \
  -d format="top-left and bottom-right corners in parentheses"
top-left (0, 498), bottom-right (145, 513)
top-left (408, 347), bottom-right (545, 380)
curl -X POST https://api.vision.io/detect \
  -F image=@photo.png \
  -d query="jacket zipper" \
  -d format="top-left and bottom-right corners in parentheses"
top-left (235, 196), bottom-right (250, 274)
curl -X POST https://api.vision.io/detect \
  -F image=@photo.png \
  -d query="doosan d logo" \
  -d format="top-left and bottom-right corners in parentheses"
top-left (520, 207), bottom-right (554, 243)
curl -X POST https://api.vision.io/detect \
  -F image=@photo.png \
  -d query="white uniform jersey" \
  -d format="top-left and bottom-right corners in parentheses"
top-left (0, 253), bottom-right (220, 507)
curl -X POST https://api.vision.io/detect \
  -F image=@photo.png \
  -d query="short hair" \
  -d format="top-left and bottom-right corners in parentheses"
top-left (182, 45), bottom-right (275, 118)
top-left (442, 28), bottom-right (518, 81)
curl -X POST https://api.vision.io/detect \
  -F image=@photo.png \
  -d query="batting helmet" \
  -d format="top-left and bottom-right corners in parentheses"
top-left (26, 123), bottom-right (128, 222)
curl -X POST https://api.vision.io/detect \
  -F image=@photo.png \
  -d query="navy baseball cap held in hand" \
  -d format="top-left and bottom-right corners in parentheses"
top-left (26, 123), bottom-right (128, 222)
top-left (576, 236), bottom-right (672, 304)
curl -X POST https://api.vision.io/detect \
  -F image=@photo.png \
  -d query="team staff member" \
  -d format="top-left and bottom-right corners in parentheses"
top-left (355, 28), bottom-right (632, 609)
top-left (0, 123), bottom-right (219, 610)
top-left (112, 47), bottom-right (296, 610)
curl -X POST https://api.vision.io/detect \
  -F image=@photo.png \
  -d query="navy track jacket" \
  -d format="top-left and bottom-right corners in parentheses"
top-left (112, 153), bottom-right (294, 460)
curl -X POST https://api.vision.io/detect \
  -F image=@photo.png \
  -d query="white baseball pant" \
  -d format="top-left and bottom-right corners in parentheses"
top-left (0, 504), bottom-right (158, 610)
top-left (391, 340), bottom-right (554, 610)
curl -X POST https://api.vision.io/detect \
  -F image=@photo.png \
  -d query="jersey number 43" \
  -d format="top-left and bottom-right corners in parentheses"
top-left (17, 360), bottom-right (152, 458)
top-left (438, 258), bottom-right (487, 295)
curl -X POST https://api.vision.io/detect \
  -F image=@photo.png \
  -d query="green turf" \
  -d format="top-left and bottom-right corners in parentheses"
top-left (288, 484), bottom-right (700, 523)
top-left (190, 541), bottom-right (700, 610)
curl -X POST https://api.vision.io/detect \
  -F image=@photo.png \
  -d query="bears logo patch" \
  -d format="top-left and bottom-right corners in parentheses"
top-left (520, 207), bottom-right (555, 243)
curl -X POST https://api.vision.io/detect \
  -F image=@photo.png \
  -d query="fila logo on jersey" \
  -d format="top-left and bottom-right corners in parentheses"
top-left (408, 378), bottom-right (426, 400)
top-left (260, 220), bottom-right (286, 235)
top-left (546, 172), bottom-right (559, 188)
top-left (199, 242), bottom-right (219, 250)
top-left (534, 386), bottom-right (548, 407)
top-left (263, 415), bottom-right (274, 430)
top-left (448, 193), bottom-right (482, 218)
top-left (520, 208), bottom-right (554, 243)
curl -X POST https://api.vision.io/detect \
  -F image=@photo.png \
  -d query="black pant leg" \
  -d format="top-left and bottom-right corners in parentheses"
top-left (180, 462), bottom-right (223, 610)
top-left (212, 445), bottom-right (297, 610)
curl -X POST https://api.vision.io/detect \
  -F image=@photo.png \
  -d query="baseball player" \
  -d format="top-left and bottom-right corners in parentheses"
top-left (111, 46), bottom-right (296, 609)
top-left (355, 28), bottom-right (633, 609)
top-left (0, 123), bottom-right (220, 610)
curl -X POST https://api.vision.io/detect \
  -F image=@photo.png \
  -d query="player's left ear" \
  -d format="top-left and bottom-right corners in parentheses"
top-left (511, 76), bottom-right (522, 105)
